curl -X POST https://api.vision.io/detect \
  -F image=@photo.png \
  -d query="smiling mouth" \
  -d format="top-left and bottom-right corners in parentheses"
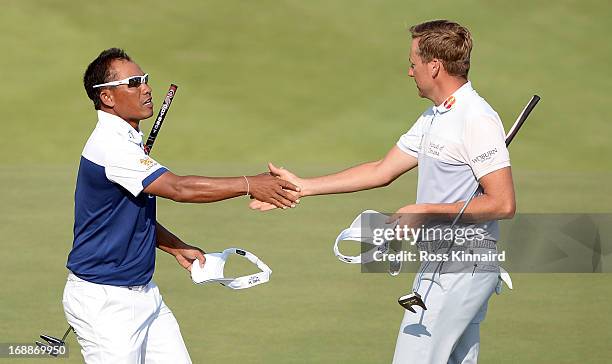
top-left (143, 98), bottom-right (153, 107)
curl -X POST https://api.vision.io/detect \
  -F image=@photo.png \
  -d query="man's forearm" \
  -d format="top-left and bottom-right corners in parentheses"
top-left (302, 161), bottom-right (393, 196)
top-left (147, 174), bottom-right (248, 203)
top-left (415, 167), bottom-right (516, 224)
top-left (299, 147), bottom-right (418, 197)
top-left (156, 223), bottom-right (188, 255)
top-left (170, 176), bottom-right (248, 203)
top-left (156, 222), bottom-right (206, 271)
top-left (420, 193), bottom-right (516, 223)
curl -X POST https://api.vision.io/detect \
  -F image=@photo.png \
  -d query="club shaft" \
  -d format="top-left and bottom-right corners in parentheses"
top-left (61, 326), bottom-right (73, 342)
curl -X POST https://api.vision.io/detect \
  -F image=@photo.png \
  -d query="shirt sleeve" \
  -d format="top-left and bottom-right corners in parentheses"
top-left (396, 116), bottom-right (426, 157)
top-left (462, 113), bottom-right (510, 180)
top-left (105, 141), bottom-right (168, 197)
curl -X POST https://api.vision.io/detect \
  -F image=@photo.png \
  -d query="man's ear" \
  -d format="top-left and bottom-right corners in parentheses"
top-left (99, 89), bottom-right (115, 108)
top-left (431, 59), bottom-right (441, 78)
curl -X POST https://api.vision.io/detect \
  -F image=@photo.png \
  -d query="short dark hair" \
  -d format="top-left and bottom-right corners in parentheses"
top-left (83, 48), bottom-right (132, 110)
top-left (409, 20), bottom-right (472, 78)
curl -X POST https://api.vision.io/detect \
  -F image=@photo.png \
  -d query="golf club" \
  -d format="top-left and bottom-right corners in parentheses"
top-left (35, 326), bottom-right (73, 357)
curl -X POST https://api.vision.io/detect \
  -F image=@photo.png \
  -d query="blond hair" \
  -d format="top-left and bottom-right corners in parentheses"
top-left (409, 20), bottom-right (472, 77)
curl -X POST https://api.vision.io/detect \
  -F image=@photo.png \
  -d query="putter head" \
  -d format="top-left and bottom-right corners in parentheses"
top-left (36, 334), bottom-right (66, 357)
top-left (398, 292), bottom-right (427, 313)
top-left (40, 334), bottom-right (65, 346)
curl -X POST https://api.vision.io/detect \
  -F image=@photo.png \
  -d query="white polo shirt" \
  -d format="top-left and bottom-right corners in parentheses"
top-left (397, 81), bottom-right (510, 240)
top-left (67, 110), bottom-right (168, 286)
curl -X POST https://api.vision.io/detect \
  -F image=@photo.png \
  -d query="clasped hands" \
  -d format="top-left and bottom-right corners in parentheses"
top-left (249, 163), bottom-right (304, 211)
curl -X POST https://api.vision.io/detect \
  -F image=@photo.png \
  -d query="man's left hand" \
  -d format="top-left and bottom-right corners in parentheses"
top-left (173, 244), bottom-right (206, 272)
top-left (387, 204), bottom-right (431, 229)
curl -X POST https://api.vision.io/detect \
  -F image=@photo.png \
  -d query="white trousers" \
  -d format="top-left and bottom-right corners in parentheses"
top-left (62, 273), bottom-right (191, 364)
top-left (392, 269), bottom-right (498, 364)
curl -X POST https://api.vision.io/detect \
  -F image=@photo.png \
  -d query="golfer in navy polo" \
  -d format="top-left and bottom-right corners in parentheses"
top-left (64, 48), bottom-right (299, 363)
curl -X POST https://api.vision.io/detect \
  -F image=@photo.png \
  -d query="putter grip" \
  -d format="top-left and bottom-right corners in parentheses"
top-left (144, 84), bottom-right (178, 154)
top-left (505, 95), bottom-right (540, 147)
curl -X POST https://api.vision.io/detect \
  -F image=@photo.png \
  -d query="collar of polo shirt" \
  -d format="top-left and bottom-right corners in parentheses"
top-left (97, 110), bottom-right (144, 145)
top-left (433, 81), bottom-right (474, 115)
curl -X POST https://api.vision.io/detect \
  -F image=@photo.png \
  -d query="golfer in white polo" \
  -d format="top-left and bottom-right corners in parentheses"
top-left (250, 20), bottom-right (515, 364)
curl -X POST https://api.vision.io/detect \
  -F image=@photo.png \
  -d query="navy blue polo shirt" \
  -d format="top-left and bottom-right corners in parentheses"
top-left (67, 110), bottom-right (168, 286)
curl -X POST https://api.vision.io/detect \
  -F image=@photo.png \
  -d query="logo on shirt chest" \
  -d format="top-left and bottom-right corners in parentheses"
top-left (139, 157), bottom-right (157, 170)
top-left (426, 141), bottom-right (445, 157)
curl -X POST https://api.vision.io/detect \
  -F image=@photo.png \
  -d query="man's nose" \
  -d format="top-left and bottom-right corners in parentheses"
top-left (141, 82), bottom-right (152, 94)
top-left (408, 67), bottom-right (414, 77)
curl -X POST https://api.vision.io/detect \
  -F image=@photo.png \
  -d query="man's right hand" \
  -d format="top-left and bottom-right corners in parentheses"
top-left (248, 172), bottom-right (301, 209)
top-left (250, 163), bottom-right (304, 211)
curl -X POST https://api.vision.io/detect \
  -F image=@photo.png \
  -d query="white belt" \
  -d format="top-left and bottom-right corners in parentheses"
top-left (67, 272), bottom-right (149, 291)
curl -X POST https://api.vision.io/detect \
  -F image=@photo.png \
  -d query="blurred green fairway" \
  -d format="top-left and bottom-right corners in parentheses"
top-left (1, 1), bottom-right (611, 363)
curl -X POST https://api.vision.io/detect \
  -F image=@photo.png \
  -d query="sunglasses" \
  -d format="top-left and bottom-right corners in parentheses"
top-left (92, 73), bottom-right (149, 89)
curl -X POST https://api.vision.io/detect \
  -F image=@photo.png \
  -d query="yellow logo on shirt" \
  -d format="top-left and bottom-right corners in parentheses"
top-left (139, 157), bottom-right (156, 170)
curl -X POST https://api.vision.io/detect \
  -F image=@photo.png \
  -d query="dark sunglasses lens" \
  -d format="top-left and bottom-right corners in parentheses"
top-left (127, 75), bottom-right (148, 88)
top-left (128, 77), bottom-right (142, 88)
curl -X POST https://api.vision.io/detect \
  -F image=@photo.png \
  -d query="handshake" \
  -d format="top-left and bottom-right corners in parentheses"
top-left (249, 163), bottom-right (305, 212)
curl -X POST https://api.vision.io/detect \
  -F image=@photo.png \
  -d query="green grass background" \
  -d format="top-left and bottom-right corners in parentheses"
top-left (1, 0), bottom-right (611, 363)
